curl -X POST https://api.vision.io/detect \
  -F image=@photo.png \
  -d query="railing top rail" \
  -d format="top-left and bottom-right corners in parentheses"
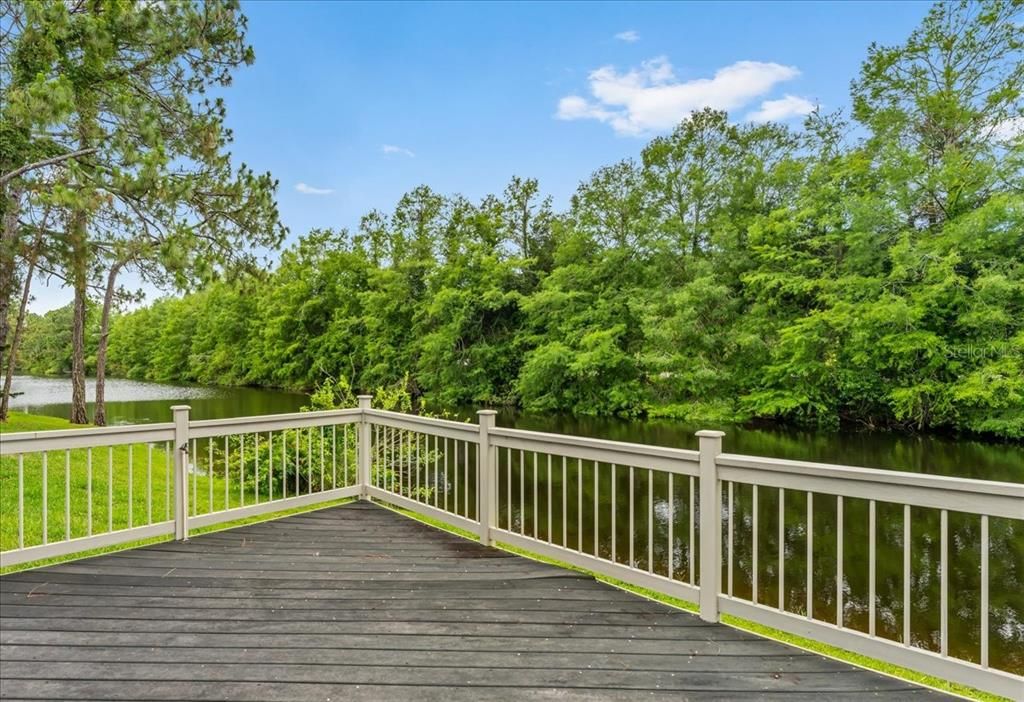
top-left (718, 453), bottom-right (1024, 519)
top-left (188, 408), bottom-right (361, 438)
top-left (0, 422), bottom-right (175, 454)
top-left (363, 408), bottom-right (479, 440)
top-left (717, 452), bottom-right (1024, 498)
top-left (490, 425), bottom-right (701, 475)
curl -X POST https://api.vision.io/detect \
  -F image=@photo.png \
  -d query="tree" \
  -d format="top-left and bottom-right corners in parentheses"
top-left (3, 0), bottom-right (284, 424)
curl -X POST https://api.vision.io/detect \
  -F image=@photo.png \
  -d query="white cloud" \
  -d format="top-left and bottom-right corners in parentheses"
top-left (991, 116), bottom-right (1024, 142)
top-left (615, 30), bottom-right (640, 43)
top-left (382, 144), bottom-right (415, 157)
top-left (295, 182), bottom-right (334, 195)
top-left (555, 56), bottom-right (801, 136)
top-left (746, 94), bottom-right (815, 123)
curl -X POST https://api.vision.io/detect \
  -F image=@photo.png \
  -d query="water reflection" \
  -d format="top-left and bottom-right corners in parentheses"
top-left (5, 375), bottom-right (308, 424)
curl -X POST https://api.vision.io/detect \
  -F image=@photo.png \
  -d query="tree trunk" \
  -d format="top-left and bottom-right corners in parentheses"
top-left (0, 185), bottom-right (24, 373)
top-left (93, 262), bottom-right (121, 427)
top-left (0, 224), bottom-right (44, 422)
top-left (69, 210), bottom-right (90, 425)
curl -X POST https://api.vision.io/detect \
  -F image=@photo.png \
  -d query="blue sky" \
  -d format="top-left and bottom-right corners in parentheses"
top-left (33, 0), bottom-right (932, 311)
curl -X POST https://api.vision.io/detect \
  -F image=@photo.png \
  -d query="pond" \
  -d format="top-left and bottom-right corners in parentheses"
top-left (4, 375), bottom-right (308, 424)
top-left (5, 374), bottom-right (1022, 673)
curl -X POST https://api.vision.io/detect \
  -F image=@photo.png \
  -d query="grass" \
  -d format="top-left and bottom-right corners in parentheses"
top-left (375, 498), bottom-right (1004, 702)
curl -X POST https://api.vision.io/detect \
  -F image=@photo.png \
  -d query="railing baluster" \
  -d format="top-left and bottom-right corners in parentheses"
top-left (211, 438), bottom-right (216, 509)
top-left (869, 499), bottom-right (876, 636)
top-left (344, 426), bottom-right (350, 488)
top-left (384, 425), bottom-right (389, 490)
top-left (629, 465), bottom-right (635, 568)
top-left (521, 450), bottom-right (526, 535)
top-left (753, 483), bottom-right (758, 604)
top-left (577, 458), bottom-right (583, 551)
top-left (240, 434), bottom-right (246, 507)
top-left (41, 452), bottom-right (48, 543)
top-left (903, 503), bottom-right (910, 646)
top-left (190, 439), bottom-right (196, 516)
top-left (416, 432), bottom-right (421, 500)
top-left (306, 428), bottom-right (312, 495)
top-left (107, 447), bottom-right (113, 533)
top-left (561, 456), bottom-right (567, 547)
top-left (647, 468), bottom-right (654, 574)
top-left (980, 513), bottom-right (989, 668)
top-left (332, 425), bottom-right (337, 489)
top-left (391, 427), bottom-right (397, 492)
top-left (455, 438), bottom-right (461, 515)
top-left (128, 445), bottom-right (133, 529)
top-left (535, 452), bottom-right (540, 540)
top-left (837, 494), bottom-right (844, 627)
top-left (667, 471), bottom-right (672, 579)
top-left (281, 431), bottom-right (288, 499)
top-left (547, 455), bottom-right (552, 544)
top-left (612, 464), bottom-right (618, 564)
top-left (806, 491), bottom-right (813, 619)
top-left (148, 444), bottom-right (154, 524)
top-left (464, 439), bottom-right (469, 517)
top-left (689, 475), bottom-right (695, 587)
top-left (442, 437), bottom-right (448, 512)
top-left (293, 428), bottom-right (299, 497)
top-left (86, 449), bottom-right (92, 536)
top-left (319, 426), bottom-right (325, 493)
top-left (778, 486), bottom-right (784, 611)
top-left (728, 480), bottom-right (734, 596)
top-left (255, 433), bottom-right (261, 503)
top-left (940, 508), bottom-right (948, 657)
top-left (225, 435), bottom-right (231, 509)
top-left (17, 454), bottom-right (24, 548)
top-left (64, 449), bottom-right (70, 541)
top-left (593, 460), bottom-right (598, 556)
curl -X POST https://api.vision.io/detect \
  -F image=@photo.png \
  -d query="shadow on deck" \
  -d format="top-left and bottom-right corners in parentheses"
top-left (0, 501), bottom-right (951, 701)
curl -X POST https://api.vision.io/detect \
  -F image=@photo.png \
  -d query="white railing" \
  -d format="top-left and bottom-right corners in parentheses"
top-left (1, 398), bottom-right (1021, 698)
top-left (0, 403), bottom-right (366, 567)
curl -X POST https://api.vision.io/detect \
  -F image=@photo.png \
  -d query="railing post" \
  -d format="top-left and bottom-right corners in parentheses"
top-left (697, 429), bottom-right (725, 623)
top-left (357, 395), bottom-right (373, 500)
top-left (172, 405), bottom-right (191, 541)
top-left (477, 410), bottom-right (498, 545)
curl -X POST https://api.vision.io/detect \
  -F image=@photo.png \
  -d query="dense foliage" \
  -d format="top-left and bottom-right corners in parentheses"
top-left (11, 1), bottom-right (1024, 438)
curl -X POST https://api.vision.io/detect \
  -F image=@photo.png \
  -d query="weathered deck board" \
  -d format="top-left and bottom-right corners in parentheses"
top-left (0, 501), bottom-right (951, 701)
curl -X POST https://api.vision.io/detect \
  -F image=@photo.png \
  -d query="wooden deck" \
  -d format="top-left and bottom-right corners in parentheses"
top-left (0, 501), bottom-right (951, 701)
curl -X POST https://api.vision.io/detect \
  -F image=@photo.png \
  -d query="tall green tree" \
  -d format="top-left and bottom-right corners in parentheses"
top-left (3, 0), bottom-right (284, 424)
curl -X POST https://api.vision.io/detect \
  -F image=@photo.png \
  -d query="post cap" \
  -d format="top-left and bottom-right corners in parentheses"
top-left (477, 409), bottom-right (498, 416)
top-left (356, 394), bottom-right (373, 399)
top-left (695, 430), bottom-right (726, 439)
top-left (170, 405), bottom-right (191, 411)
